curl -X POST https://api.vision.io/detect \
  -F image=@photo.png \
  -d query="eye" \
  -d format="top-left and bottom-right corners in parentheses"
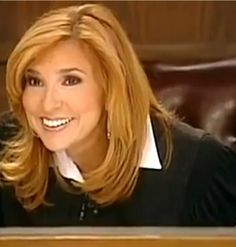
top-left (62, 75), bottom-right (82, 86)
top-left (24, 76), bottom-right (43, 87)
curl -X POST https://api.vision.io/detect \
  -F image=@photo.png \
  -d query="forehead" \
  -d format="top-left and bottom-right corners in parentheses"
top-left (29, 39), bottom-right (94, 72)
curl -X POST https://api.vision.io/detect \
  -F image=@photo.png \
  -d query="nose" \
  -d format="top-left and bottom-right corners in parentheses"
top-left (42, 87), bottom-right (63, 113)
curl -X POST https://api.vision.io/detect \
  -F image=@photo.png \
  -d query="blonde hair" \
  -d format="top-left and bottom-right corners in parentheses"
top-left (1, 4), bottom-right (173, 210)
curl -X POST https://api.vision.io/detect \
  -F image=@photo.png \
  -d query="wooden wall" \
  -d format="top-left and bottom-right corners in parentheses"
top-left (1, 1), bottom-right (236, 111)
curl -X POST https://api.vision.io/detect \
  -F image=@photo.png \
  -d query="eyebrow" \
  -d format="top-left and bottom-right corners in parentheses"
top-left (25, 69), bottom-right (41, 76)
top-left (25, 68), bottom-right (87, 76)
top-left (58, 68), bottom-right (87, 75)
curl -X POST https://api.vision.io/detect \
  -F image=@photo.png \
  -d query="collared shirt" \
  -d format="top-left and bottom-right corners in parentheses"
top-left (53, 117), bottom-right (162, 183)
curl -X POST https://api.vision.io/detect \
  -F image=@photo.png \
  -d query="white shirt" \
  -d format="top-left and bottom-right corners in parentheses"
top-left (53, 117), bottom-right (162, 183)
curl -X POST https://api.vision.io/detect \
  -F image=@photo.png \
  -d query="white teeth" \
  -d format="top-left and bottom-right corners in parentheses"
top-left (42, 118), bottom-right (72, 128)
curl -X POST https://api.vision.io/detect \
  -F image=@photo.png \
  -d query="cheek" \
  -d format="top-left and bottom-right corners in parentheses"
top-left (22, 91), bottom-right (30, 113)
top-left (21, 92), bottom-right (34, 127)
top-left (66, 87), bottom-right (104, 113)
top-left (22, 90), bottom-right (38, 115)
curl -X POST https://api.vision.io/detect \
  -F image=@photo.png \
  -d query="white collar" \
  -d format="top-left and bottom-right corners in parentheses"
top-left (53, 117), bottom-right (162, 183)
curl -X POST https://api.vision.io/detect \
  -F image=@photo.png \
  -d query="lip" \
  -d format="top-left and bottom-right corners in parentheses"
top-left (40, 117), bottom-right (74, 132)
top-left (41, 117), bottom-right (73, 120)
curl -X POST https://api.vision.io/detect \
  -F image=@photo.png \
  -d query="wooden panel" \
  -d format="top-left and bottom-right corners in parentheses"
top-left (0, 1), bottom-right (205, 44)
top-left (200, 1), bottom-right (236, 43)
top-left (1, 238), bottom-right (236, 247)
top-left (0, 228), bottom-right (236, 247)
top-left (2, 1), bottom-right (236, 62)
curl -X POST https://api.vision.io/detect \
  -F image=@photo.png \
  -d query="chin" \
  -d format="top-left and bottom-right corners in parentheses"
top-left (40, 139), bottom-right (67, 152)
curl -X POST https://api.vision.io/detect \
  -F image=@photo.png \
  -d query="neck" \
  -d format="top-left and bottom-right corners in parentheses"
top-left (66, 121), bottom-right (109, 174)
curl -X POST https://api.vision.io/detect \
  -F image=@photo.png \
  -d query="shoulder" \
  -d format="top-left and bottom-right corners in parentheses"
top-left (152, 117), bottom-right (236, 226)
top-left (178, 130), bottom-right (236, 226)
top-left (152, 115), bottom-right (234, 161)
top-left (185, 135), bottom-right (236, 225)
top-left (171, 121), bottom-right (232, 164)
top-left (151, 117), bottom-right (213, 166)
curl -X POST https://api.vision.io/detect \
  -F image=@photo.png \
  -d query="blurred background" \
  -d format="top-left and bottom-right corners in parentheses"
top-left (1, 1), bottom-right (236, 112)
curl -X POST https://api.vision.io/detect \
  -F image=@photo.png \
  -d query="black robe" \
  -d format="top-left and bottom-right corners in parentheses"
top-left (0, 113), bottom-right (236, 226)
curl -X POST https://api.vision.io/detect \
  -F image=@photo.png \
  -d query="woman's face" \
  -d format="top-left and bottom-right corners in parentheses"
top-left (22, 39), bottom-right (105, 152)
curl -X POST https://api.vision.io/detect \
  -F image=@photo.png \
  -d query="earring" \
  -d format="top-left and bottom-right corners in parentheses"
top-left (107, 118), bottom-right (111, 140)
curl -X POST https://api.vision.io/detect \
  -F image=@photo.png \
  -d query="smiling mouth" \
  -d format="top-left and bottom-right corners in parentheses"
top-left (41, 117), bottom-right (73, 129)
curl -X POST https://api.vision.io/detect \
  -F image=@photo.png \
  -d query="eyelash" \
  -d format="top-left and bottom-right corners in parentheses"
top-left (24, 76), bottom-right (43, 87)
top-left (24, 75), bottom-right (82, 87)
top-left (62, 75), bottom-right (82, 86)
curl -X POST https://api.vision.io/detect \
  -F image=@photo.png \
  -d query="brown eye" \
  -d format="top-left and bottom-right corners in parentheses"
top-left (25, 76), bottom-right (43, 87)
top-left (63, 75), bottom-right (82, 86)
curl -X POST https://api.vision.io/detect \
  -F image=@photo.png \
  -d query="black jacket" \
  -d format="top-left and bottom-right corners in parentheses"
top-left (0, 114), bottom-right (236, 226)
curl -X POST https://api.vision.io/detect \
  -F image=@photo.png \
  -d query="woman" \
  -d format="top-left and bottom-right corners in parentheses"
top-left (0, 3), bottom-right (236, 226)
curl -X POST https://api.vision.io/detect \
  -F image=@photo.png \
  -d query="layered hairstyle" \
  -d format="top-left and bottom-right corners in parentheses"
top-left (0, 4), bottom-right (173, 210)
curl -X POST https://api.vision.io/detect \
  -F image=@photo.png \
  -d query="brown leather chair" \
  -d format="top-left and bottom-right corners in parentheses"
top-left (143, 59), bottom-right (236, 151)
